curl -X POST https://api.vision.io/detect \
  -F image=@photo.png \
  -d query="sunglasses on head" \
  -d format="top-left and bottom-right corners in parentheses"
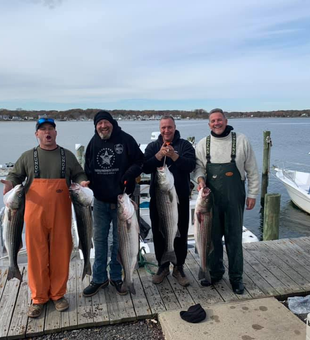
top-left (37, 118), bottom-right (55, 125)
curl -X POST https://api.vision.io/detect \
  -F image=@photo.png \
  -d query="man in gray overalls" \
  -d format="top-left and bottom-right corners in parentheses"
top-left (194, 108), bottom-right (259, 294)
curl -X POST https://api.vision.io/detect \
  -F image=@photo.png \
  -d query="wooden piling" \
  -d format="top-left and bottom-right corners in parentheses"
top-left (75, 144), bottom-right (85, 168)
top-left (263, 193), bottom-right (281, 240)
top-left (260, 131), bottom-right (272, 207)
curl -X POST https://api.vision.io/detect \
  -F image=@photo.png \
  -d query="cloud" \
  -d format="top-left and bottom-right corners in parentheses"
top-left (0, 0), bottom-right (310, 111)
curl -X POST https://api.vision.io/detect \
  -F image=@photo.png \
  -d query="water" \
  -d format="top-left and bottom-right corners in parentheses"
top-left (0, 118), bottom-right (310, 240)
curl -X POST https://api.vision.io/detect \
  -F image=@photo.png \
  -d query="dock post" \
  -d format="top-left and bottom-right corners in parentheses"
top-left (263, 193), bottom-right (280, 240)
top-left (75, 144), bottom-right (85, 168)
top-left (261, 131), bottom-right (272, 207)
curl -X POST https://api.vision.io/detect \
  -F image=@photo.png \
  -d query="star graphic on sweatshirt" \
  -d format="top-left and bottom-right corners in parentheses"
top-left (100, 150), bottom-right (113, 165)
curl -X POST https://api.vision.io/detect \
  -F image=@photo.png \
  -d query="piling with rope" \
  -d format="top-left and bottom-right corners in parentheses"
top-left (261, 131), bottom-right (272, 208)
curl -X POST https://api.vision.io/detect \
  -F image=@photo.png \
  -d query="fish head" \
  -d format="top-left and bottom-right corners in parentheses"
top-left (117, 193), bottom-right (134, 220)
top-left (156, 165), bottom-right (174, 191)
top-left (200, 187), bottom-right (211, 199)
top-left (3, 184), bottom-right (25, 210)
top-left (196, 186), bottom-right (213, 211)
top-left (69, 183), bottom-right (93, 206)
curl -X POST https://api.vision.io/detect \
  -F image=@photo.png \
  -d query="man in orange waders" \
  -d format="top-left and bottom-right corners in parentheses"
top-left (1, 118), bottom-right (89, 318)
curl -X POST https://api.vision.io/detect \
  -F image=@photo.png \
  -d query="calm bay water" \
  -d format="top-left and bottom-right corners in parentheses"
top-left (0, 118), bottom-right (309, 240)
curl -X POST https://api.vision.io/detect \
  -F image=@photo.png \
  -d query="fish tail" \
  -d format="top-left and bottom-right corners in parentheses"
top-left (204, 267), bottom-right (212, 283)
top-left (8, 266), bottom-right (22, 281)
top-left (198, 267), bottom-right (204, 280)
top-left (161, 251), bottom-right (177, 266)
top-left (129, 283), bottom-right (136, 295)
top-left (198, 267), bottom-right (211, 283)
top-left (82, 261), bottom-right (92, 281)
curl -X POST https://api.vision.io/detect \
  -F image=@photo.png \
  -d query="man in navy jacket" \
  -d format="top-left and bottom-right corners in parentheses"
top-left (143, 116), bottom-right (196, 286)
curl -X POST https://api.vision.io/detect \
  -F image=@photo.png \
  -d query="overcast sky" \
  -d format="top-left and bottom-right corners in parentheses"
top-left (0, 0), bottom-right (309, 112)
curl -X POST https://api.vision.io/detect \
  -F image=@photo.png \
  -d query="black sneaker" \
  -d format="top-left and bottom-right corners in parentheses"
top-left (83, 280), bottom-right (109, 297)
top-left (110, 280), bottom-right (128, 296)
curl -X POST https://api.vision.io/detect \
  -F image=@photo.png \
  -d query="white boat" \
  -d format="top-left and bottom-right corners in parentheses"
top-left (275, 167), bottom-right (310, 214)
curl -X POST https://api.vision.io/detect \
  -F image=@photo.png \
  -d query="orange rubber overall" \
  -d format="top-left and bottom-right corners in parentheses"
top-left (25, 179), bottom-right (72, 304)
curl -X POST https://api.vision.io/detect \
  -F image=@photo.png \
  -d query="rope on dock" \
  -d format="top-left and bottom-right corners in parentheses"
top-left (138, 246), bottom-right (157, 275)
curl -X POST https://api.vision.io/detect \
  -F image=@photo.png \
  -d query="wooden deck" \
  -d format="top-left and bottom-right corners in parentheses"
top-left (2, 237), bottom-right (310, 339)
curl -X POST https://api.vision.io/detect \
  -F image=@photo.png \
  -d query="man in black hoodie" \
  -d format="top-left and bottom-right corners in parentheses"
top-left (83, 110), bottom-right (144, 297)
top-left (143, 116), bottom-right (196, 287)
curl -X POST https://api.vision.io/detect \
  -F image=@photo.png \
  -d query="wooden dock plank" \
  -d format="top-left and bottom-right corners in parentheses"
top-left (272, 240), bottom-right (310, 280)
top-left (136, 266), bottom-right (166, 315)
top-left (0, 270), bottom-right (23, 339)
top-left (91, 284), bottom-right (110, 326)
top-left (243, 244), bottom-right (295, 295)
top-left (0, 268), bottom-right (8, 300)
top-left (242, 246), bottom-right (286, 295)
top-left (4, 236), bottom-right (310, 339)
top-left (166, 270), bottom-right (195, 310)
top-left (184, 252), bottom-right (224, 304)
top-left (291, 238), bottom-right (310, 256)
top-left (76, 260), bottom-right (95, 327)
top-left (44, 300), bottom-right (61, 334)
top-left (188, 248), bottom-right (237, 302)
top-left (145, 253), bottom-right (180, 311)
top-left (104, 284), bottom-right (136, 324)
top-left (260, 241), bottom-right (310, 289)
top-left (242, 257), bottom-right (275, 296)
top-left (249, 243), bottom-right (305, 292)
top-left (61, 260), bottom-right (78, 330)
top-left (8, 267), bottom-right (29, 339)
top-left (130, 269), bottom-right (152, 319)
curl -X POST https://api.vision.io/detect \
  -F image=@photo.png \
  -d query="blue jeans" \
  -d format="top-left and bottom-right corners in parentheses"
top-left (92, 198), bottom-right (122, 283)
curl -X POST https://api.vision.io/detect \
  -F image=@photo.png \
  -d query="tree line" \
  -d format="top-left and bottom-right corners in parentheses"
top-left (0, 108), bottom-right (309, 120)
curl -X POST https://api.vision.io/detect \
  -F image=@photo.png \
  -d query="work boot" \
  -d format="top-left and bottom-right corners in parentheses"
top-left (28, 303), bottom-right (44, 318)
top-left (110, 280), bottom-right (128, 296)
top-left (231, 281), bottom-right (244, 295)
top-left (83, 279), bottom-right (109, 297)
top-left (53, 297), bottom-right (69, 312)
top-left (152, 265), bottom-right (170, 284)
top-left (172, 265), bottom-right (190, 287)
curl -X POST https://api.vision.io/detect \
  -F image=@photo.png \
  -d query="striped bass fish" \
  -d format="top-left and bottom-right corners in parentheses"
top-left (194, 187), bottom-right (213, 284)
top-left (117, 193), bottom-right (139, 295)
top-left (69, 183), bottom-right (93, 281)
top-left (3, 184), bottom-right (25, 281)
top-left (156, 164), bottom-right (179, 265)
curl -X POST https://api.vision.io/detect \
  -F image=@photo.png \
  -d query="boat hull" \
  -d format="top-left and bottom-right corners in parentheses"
top-left (275, 169), bottom-right (310, 214)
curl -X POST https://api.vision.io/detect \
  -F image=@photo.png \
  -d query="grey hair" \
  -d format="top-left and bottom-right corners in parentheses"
top-left (208, 108), bottom-right (226, 118)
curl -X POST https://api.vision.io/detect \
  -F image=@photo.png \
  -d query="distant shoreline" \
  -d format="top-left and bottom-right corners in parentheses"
top-left (0, 108), bottom-right (309, 121)
top-left (0, 115), bottom-right (310, 123)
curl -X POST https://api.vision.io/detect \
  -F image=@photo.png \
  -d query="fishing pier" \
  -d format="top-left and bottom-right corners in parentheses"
top-left (1, 237), bottom-right (310, 339)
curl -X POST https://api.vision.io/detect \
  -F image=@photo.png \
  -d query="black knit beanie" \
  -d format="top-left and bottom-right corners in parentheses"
top-left (94, 110), bottom-right (115, 127)
top-left (180, 304), bottom-right (207, 323)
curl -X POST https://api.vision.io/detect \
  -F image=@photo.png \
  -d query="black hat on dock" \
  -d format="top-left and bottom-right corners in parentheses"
top-left (180, 304), bottom-right (207, 323)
